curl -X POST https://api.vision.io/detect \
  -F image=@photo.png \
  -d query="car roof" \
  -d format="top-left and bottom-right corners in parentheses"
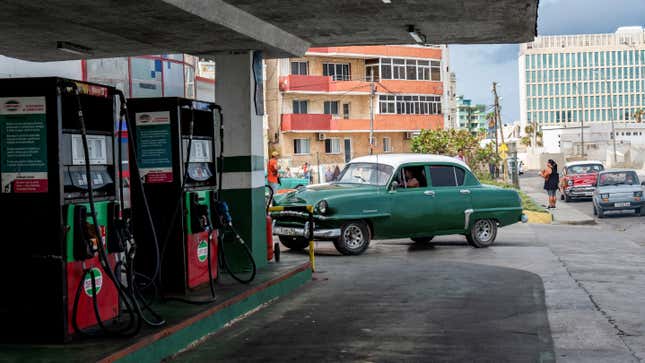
top-left (349, 153), bottom-right (471, 170)
top-left (565, 160), bottom-right (604, 167)
top-left (598, 169), bottom-right (639, 174)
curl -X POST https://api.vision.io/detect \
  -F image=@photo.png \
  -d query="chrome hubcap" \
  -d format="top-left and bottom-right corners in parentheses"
top-left (474, 220), bottom-right (494, 243)
top-left (343, 225), bottom-right (364, 249)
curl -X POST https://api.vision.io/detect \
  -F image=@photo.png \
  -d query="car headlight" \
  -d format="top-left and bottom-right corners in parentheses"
top-left (316, 200), bottom-right (328, 214)
top-left (567, 179), bottom-right (573, 186)
top-left (601, 193), bottom-right (610, 200)
top-left (634, 191), bottom-right (642, 199)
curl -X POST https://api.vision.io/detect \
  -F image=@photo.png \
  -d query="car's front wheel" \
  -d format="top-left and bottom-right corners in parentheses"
top-left (279, 236), bottom-right (309, 250)
top-left (411, 236), bottom-right (434, 243)
top-left (467, 219), bottom-right (498, 248)
top-left (333, 221), bottom-right (370, 256)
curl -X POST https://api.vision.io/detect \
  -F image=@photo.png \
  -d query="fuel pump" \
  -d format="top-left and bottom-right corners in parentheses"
top-left (0, 77), bottom-right (133, 342)
top-left (128, 98), bottom-right (219, 296)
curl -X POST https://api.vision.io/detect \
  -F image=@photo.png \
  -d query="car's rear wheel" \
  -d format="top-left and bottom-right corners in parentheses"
top-left (467, 219), bottom-right (498, 248)
top-left (279, 236), bottom-right (309, 250)
top-left (333, 221), bottom-right (370, 256)
top-left (411, 236), bottom-right (434, 244)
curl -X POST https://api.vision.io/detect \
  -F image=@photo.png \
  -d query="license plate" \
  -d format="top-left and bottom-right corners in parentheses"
top-left (614, 202), bottom-right (631, 207)
top-left (279, 227), bottom-right (299, 236)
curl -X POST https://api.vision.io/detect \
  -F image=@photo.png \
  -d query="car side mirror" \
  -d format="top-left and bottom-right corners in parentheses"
top-left (390, 181), bottom-right (399, 191)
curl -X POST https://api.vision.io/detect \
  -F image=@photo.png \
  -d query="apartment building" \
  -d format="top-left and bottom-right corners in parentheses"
top-left (456, 95), bottom-right (488, 133)
top-left (265, 45), bottom-right (448, 169)
top-left (519, 26), bottom-right (645, 129)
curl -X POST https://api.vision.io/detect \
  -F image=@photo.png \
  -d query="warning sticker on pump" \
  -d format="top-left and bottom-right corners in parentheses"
top-left (136, 111), bottom-right (173, 183)
top-left (0, 97), bottom-right (48, 193)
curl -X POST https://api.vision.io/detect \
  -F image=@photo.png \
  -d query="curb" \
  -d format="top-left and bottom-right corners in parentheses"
top-left (552, 218), bottom-right (597, 226)
top-left (523, 210), bottom-right (553, 224)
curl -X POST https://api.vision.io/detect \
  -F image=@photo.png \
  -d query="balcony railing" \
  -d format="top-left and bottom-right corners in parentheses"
top-left (281, 113), bottom-right (443, 132)
top-left (279, 75), bottom-right (442, 95)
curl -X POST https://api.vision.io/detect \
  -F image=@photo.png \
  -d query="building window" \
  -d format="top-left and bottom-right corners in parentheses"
top-left (365, 59), bottom-right (380, 81)
top-left (324, 138), bottom-right (341, 154)
top-left (343, 103), bottom-right (350, 119)
top-left (381, 58), bottom-right (392, 79)
top-left (290, 61), bottom-right (308, 75)
top-left (418, 60), bottom-right (430, 80)
top-left (392, 59), bottom-right (406, 80)
top-left (379, 94), bottom-right (441, 115)
top-left (293, 100), bottom-right (308, 114)
top-left (293, 139), bottom-right (310, 155)
top-left (324, 101), bottom-right (339, 115)
top-left (379, 95), bottom-right (395, 114)
top-left (383, 137), bottom-right (392, 152)
top-left (406, 59), bottom-right (417, 80)
top-left (323, 63), bottom-right (350, 81)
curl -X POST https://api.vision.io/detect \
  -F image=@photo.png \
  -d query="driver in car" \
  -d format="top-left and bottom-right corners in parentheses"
top-left (404, 169), bottom-right (419, 188)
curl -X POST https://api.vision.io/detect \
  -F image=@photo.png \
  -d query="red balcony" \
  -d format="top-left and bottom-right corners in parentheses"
top-left (281, 114), bottom-right (443, 132)
top-left (279, 75), bottom-right (441, 95)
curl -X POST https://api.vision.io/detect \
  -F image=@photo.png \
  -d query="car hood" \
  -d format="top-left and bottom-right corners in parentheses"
top-left (567, 173), bottom-right (598, 186)
top-left (273, 183), bottom-right (379, 206)
top-left (596, 184), bottom-right (642, 194)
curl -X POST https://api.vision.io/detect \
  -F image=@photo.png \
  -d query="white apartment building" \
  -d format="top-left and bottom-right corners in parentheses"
top-left (519, 27), bottom-right (645, 130)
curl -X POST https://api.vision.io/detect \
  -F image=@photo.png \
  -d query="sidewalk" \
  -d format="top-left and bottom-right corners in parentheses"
top-left (520, 175), bottom-right (596, 225)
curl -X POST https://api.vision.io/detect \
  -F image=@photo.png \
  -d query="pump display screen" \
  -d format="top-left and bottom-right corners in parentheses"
top-left (72, 134), bottom-right (108, 165)
top-left (182, 139), bottom-right (212, 163)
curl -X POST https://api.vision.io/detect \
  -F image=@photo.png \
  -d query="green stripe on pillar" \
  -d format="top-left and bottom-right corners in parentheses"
top-left (219, 186), bottom-right (267, 270)
top-left (222, 155), bottom-right (264, 173)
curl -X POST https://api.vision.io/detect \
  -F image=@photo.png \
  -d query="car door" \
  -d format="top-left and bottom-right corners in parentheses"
top-left (427, 164), bottom-right (473, 232)
top-left (384, 163), bottom-right (435, 238)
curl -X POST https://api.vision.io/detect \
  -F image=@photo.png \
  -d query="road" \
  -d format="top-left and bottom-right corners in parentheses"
top-left (172, 220), bottom-right (645, 362)
top-left (521, 174), bottom-right (645, 246)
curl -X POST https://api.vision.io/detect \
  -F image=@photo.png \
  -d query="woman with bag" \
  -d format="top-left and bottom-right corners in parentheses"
top-left (540, 159), bottom-right (559, 209)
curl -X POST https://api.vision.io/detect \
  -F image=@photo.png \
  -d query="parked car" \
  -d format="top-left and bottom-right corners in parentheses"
top-left (560, 160), bottom-right (604, 202)
top-left (592, 169), bottom-right (644, 218)
top-left (271, 154), bottom-right (527, 256)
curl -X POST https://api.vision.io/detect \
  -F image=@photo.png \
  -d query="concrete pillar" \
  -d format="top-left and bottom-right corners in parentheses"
top-left (215, 51), bottom-right (267, 269)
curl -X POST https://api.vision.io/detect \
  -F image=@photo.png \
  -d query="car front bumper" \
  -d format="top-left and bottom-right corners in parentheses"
top-left (273, 222), bottom-right (341, 239)
top-left (596, 200), bottom-right (644, 210)
top-left (564, 186), bottom-right (595, 197)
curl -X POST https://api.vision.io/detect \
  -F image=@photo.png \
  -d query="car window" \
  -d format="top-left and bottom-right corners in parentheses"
top-left (429, 165), bottom-right (457, 187)
top-left (567, 164), bottom-right (604, 175)
top-left (337, 162), bottom-right (393, 186)
top-left (598, 171), bottom-right (639, 186)
top-left (395, 165), bottom-right (427, 188)
top-left (455, 167), bottom-right (466, 186)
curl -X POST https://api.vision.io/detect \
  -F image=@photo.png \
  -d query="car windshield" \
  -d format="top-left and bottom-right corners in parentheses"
top-left (597, 171), bottom-right (639, 186)
top-left (567, 164), bottom-right (603, 175)
top-left (337, 162), bottom-right (393, 186)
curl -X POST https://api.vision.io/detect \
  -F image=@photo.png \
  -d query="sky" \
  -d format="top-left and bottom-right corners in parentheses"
top-left (449, 0), bottom-right (645, 124)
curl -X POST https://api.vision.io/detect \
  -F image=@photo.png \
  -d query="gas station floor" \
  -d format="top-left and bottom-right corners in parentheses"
top-left (0, 255), bottom-right (311, 363)
top-left (171, 237), bottom-right (555, 362)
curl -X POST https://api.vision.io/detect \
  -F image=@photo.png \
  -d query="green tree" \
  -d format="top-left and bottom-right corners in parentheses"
top-left (634, 108), bottom-right (644, 123)
top-left (410, 129), bottom-right (496, 174)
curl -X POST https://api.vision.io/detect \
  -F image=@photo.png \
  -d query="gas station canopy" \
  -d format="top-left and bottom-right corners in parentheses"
top-left (0, 0), bottom-right (538, 61)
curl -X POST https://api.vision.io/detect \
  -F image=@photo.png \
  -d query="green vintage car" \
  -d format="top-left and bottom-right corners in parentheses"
top-left (271, 154), bottom-right (527, 256)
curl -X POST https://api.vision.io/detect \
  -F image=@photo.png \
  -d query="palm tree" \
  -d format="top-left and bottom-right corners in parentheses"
top-left (633, 108), bottom-right (644, 123)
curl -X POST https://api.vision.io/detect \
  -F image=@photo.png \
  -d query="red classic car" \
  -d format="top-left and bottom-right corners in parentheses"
top-left (560, 160), bottom-right (605, 202)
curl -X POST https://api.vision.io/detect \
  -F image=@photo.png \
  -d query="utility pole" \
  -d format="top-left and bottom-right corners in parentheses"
top-left (492, 83), bottom-right (499, 157)
top-left (369, 81), bottom-right (375, 155)
top-left (605, 75), bottom-right (617, 163)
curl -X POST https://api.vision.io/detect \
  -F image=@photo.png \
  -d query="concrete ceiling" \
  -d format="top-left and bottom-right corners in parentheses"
top-left (0, 0), bottom-right (538, 62)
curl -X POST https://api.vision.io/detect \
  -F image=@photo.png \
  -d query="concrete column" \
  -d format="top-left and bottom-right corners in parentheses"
top-left (215, 51), bottom-right (267, 269)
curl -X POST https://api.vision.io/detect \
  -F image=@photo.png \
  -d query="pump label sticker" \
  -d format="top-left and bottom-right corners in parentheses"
top-left (0, 97), bottom-right (48, 193)
top-left (135, 111), bottom-right (173, 183)
top-left (197, 240), bottom-right (208, 262)
top-left (83, 267), bottom-right (103, 297)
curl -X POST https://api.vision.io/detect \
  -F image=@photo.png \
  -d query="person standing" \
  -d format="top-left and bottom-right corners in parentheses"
top-left (540, 159), bottom-right (559, 209)
top-left (332, 165), bottom-right (341, 181)
top-left (324, 167), bottom-right (333, 182)
top-left (267, 151), bottom-right (280, 193)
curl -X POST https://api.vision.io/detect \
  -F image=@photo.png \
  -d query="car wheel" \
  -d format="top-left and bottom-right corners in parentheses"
top-left (597, 207), bottom-right (605, 219)
top-left (333, 221), bottom-right (370, 256)
top-left (279, 236), bottom-right (309, 250)
top-left (465, 234), bottom-right (476, 247)
top-left (563, 193), bottom-right (571, 202)
top-left (468, 219), bottom-right (498, 248)
top-left (411, 236), bottom-right (434, 243)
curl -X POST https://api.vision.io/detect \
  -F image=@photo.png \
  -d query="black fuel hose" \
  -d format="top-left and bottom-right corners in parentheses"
top-left (66, 83), bottom-right (140, 337)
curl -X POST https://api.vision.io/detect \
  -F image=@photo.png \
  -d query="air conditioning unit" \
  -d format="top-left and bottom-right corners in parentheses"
top-left (317, 132), bottom-right (326, 141)
top-left (404, 132), bottom-right (414, 140)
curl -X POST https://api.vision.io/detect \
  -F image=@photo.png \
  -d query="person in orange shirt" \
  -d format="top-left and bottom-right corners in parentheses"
top-left (267, 151), bottom-right (280, 193)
